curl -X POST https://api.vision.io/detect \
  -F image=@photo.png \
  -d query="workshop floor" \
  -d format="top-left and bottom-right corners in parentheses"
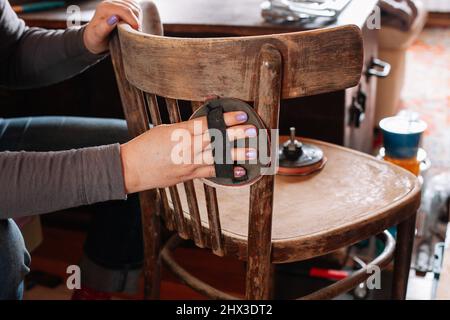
top-left (23, 27), bottom-right (450, 300)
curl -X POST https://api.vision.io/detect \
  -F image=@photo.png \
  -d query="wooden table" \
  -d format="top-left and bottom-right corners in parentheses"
top-left (21, 0), bottom-right (374, 34)
top-left (14, 0), bottom-right (380, 152)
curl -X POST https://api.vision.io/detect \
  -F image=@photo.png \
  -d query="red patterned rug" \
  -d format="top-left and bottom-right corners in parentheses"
top-left (400, 27), bottom-right (450, 173)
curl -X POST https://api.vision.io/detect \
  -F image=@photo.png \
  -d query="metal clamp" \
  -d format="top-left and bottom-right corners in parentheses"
top-left (367, 58), bottom-right (391, 78)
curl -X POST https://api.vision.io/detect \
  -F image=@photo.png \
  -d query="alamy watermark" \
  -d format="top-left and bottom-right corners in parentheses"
top-left (367, 5), bottom-right (382, 30)
top-left (64, 3), bottom-right (382, 30)
top-left (66, 5), bottom-right (81, 28)
top-left (66, 265), bottom-right (81, 290)
top-left (169, 122), bottom-right (279, 176)
top-left (64, 263), bottom-right (381, 292)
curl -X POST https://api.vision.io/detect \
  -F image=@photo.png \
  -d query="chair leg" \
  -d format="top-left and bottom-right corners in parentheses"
top-left (391, 211), bottom-right (417, 300)
top-left (246, 174), bottom-right (275, 300)
top-left (245, 257), bottom-right (274, 300)
top-left (269, 264), bottom-right (276, 299)
top-left (140, 191), bottom-right (161, 300)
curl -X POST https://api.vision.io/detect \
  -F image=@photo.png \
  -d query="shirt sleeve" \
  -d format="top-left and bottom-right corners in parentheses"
top-left (0, 144), bottom-right (127, 219)
top-left (0, 0), bottom-right (106, 89)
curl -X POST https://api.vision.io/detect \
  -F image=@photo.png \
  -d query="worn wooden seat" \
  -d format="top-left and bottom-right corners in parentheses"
top-left (173, 138), bottom-right (420, 263)
top-left (110, 1), bottom-right (421, 300)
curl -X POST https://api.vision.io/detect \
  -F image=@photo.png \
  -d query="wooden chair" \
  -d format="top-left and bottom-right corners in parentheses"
top-left (110, 1), bottom-right (421, 300)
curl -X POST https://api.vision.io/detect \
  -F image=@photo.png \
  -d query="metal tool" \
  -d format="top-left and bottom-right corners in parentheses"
top-left (431, 242), bottom-right (445, 299)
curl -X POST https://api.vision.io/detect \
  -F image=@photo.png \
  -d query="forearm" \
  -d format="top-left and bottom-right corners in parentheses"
top-left (2, 26), bottom-right (105, 89)
top-left (0, 0), bottom-right (104, 89)
top-left (0, 144), bottom-right (126, 219)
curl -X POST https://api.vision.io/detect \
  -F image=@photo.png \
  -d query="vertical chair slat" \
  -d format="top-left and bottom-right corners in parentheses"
top-left (144, 93), bottom-right (174, 230)
top-left (191, 101), bottom-right (204, 112)
top-left (163, 98), bottom-right (187, 238)
top-left (165, 98), bottom-right (204, 244)
top-left (109, 32), bottom-right (161, 299)
top-left (203, 184), bottom-right (224, 256)
top-left (168, 186), bottom-right (188, 239)
top-left (183, 182), bottom-right (205, 248)
top-left (245, 44), bottom-right (282, 300)
top-left (158, 188), bottom-right (173, 230)
top-left (191, 101), bottom-right (224, 252)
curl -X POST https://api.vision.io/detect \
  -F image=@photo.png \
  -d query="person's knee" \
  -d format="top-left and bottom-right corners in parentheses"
top-left (64, 117), bottom-right (131, 145)
top-left (0, 220), bottom-right (31, 300)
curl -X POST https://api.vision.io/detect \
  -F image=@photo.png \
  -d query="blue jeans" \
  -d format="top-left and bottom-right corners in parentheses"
top-left (0, 219), bottom-right (31, 299)
top-left (0, 116), bottom-right (143, 299)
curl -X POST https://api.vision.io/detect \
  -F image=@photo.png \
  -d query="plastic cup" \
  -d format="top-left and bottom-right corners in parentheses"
top-left (379, 116), bottom-right (427, 159)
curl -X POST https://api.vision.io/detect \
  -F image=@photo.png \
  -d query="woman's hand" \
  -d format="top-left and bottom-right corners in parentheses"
top-left (83, 0), bottom-right (142, 54)
top-left (120, 112), bottom-right (258, 194)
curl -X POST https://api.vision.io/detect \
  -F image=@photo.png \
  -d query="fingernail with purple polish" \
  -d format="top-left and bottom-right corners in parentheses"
top-left (107, 15), bottom-right (119, 26)
top-left (236, 112), bottom-right (248, 122)
top-left (246, 150), bottom-right (257, 159)
top-left (245, 127), bottom-right (257, 137)
top-left (234, 167), bottom-right (246, 177)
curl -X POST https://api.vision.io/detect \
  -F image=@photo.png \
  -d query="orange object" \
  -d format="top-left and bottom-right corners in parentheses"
top-left (309, 267), bottom-right (349, 281)
top-left (384, 155), bottom-right (420, 176)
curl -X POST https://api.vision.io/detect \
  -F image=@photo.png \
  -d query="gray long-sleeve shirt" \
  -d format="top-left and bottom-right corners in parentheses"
top-left (0, 0), bottom-right (127, 218)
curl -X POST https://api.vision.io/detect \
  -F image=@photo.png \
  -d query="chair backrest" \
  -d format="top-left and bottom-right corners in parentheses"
top-left (110, 1), bottom-right (363, 298)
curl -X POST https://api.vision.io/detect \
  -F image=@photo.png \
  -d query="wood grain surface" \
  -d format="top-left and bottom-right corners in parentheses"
top-left (168, 138), bottom-right (421, 263)
top-left (118, 23), bottom-right (363, 101)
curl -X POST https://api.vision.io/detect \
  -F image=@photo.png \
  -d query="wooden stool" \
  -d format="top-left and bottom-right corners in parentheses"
top-left (110, 1), bottom-right (421, 300)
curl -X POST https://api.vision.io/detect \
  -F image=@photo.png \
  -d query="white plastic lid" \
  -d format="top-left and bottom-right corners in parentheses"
top-left (379, 116), bottom-right (427, 134)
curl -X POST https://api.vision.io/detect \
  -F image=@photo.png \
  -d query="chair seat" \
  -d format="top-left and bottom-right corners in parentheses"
top-left (169, 138), bottom-right (421, 263)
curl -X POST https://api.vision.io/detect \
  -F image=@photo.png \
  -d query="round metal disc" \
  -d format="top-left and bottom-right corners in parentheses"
top-left (279, 143), bottom-right (324, 168)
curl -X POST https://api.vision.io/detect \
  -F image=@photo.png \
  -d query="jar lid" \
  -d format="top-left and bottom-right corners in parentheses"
top-left (379, 116), bottom-right (427, 135)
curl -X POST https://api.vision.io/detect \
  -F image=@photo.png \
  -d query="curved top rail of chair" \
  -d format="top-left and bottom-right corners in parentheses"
top-left (117, 23), bottom-right (363, 101)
